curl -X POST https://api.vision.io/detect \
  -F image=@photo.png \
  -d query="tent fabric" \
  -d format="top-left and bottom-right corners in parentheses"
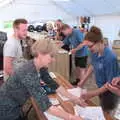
top-left (0, 0), bottom-right (120, 21)
top-left (55, 0), bottom-right (120, 16)
top-left (0, 0), bottom-right (74, 21)
top-left (0, 0), bottom-right (120, 41)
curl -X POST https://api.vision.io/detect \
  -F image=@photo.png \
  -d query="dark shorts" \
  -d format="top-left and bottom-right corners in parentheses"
top-left (75, 56), bottom-right (88, 68)
top-left (15, 116), bottom-right (25, 120)
top-left (99, 91), bottom-right (119, 112)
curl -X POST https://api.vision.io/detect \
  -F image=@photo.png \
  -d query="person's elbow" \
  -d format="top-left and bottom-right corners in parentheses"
top-left (4, 57), bottom-right (14, 75)
top-left (4, 65), bottom-right (13, 75)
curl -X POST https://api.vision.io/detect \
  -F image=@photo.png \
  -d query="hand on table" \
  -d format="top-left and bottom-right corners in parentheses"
top-left (80, 91), bottom-right (95, 100)
top-left (72, 97), bottom-right (87, 107)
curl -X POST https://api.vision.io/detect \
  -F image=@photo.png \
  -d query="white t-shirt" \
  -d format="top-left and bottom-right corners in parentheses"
top-left (4, 36), bottom-right (22, 58)
top-left (3, 36), bottom-right (25, 79)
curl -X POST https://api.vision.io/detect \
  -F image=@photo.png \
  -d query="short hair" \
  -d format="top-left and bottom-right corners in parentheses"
top-left (31, 39), bottom-right (58, 57)
top-left (13, 18), bottom-right (28, 28)
top-left (56, 19), bottom-right (62, 22)
top-left (60, 24), bottom-right (70, 31)
top-left (84, 26), bottom-right (103, 43)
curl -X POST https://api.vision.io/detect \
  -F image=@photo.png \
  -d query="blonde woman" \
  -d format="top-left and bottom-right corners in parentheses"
top-left (0, 39), bottom-right (83, 120)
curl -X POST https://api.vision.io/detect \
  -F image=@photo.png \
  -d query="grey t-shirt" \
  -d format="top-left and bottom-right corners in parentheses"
top-left (4, 36), bottom-right (26, 77)
top-left (4, 36), bottom-right (22, 58)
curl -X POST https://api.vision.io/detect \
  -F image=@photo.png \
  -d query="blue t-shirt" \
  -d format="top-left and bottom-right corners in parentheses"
top-left (63, 29), bottom-right (88, 57)
top-left (91, 47), bottom-right (120, 88)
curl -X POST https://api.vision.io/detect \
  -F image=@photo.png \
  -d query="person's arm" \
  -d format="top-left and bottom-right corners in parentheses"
top-left (70, 41), bottom-right (88, 54)
top-left (56, 86), bottom-right (87, 107)
top-left (4, 56), bottom-right (14, 75)
top-left (47, 106), bottom-right (83, 120)
top-left (4, 42), bottom-right (17, 76)
top-left (81, 85), bottom-right (108, 100)
top-left (70, 30), bottom-right (88, 54)
top-left (78, 65), bottom-right (93, 87)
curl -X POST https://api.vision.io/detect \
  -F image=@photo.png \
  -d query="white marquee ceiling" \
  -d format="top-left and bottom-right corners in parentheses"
top-left (0, 0), bottom-right (120, 21)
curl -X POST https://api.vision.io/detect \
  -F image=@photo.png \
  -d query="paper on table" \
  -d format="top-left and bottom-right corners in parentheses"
top-left (67, 87), bottom-right (84, 97)
top-left (44, 106), bottom-right (64, 120)
top-left (74, 105), bottom-right (105, 120)
top-left (49, 72), bottom-right (57, 79)
top-left (49, 98), bottom-right (60, 105)
top-left (57, 87), bottom-right (83, 101)
top-left (114, 104), bottom-right (120, 120)
top-left (58, 50), bottom-right (68, 54)
top-left (44, 112), bottom-right (63, 120)
top-left (68, 52), bottom-right (71, 55)
top-left (57, 93), bottom-right (69, 101)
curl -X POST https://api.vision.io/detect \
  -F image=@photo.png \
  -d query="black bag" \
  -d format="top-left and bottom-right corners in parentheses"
top-left (40, 68), bottom-right (59, 95)
top-left (0, 31), bottom-right (7, 70)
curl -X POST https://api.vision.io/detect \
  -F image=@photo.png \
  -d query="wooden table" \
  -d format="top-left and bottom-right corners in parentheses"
top-left (48, 49), bottom-right (70, 80)
top-left (112, 45), bottom-right (120, 61)
top-left (30, 73), bottom-right (113, 120)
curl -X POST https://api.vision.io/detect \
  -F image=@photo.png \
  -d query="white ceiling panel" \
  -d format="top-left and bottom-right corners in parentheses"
top-left (0, 0), bottom-right (120, 21)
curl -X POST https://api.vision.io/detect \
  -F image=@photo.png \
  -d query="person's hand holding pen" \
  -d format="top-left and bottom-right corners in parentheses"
top-left (105, 77), bottom-right (120, 96)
